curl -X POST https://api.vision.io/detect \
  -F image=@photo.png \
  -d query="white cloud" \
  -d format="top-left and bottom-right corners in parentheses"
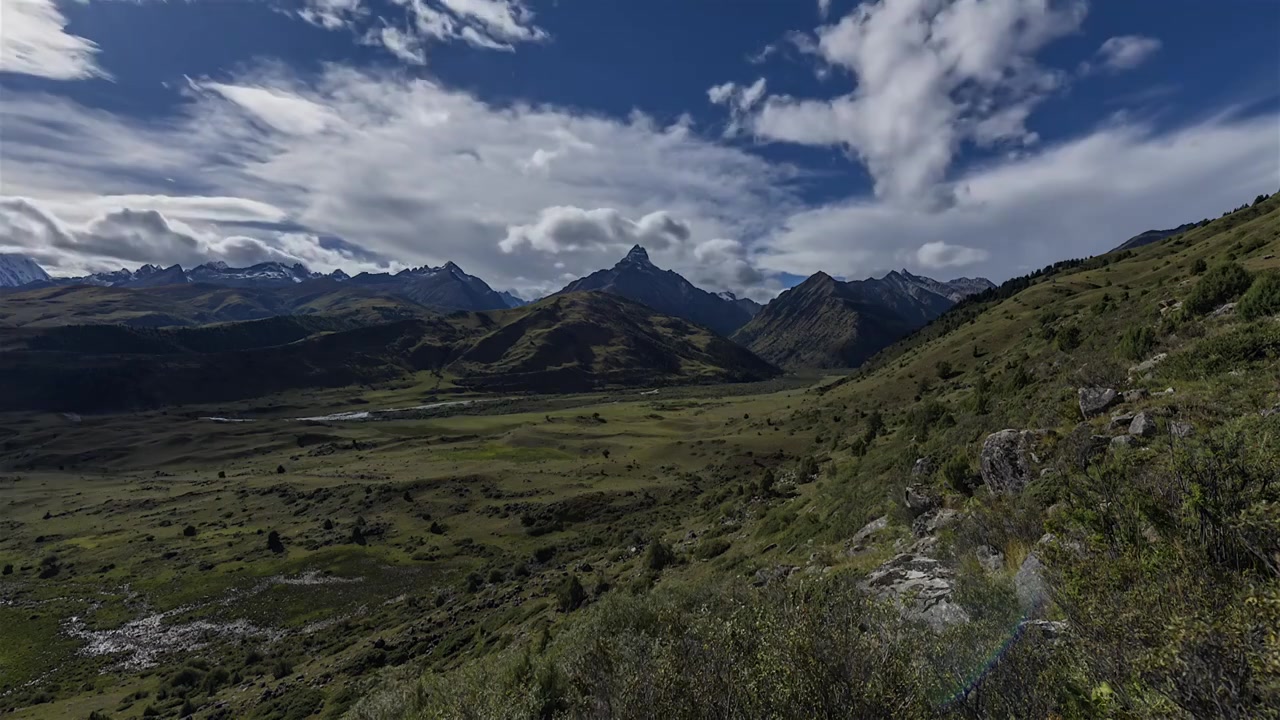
top-left (0, 196), bottom-right (389, 276)
top-left (747, 0), bottom-right (1086, 205)
top-left (499, 207), bottom-right (691, 254)
top-left (818, 0), bottom-right (832, 19)
top-left (1094, 35), bottom-right (1162, 72)
top-left (0, 0), bottom-right (105, 80)
top-left (757, 113), bottom-right (1280, 281)
top-left (300, 0), bottom-right (544, 61)
top-left (915, 241), bottom-right (988, 269)
top-left (707, 78), bottom-right (768, 136)
top-left (0, 67), bottom-right (793, 299)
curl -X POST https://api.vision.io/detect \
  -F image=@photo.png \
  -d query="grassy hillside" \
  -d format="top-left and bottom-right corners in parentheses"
top-left (346, 192), bottom-right (1280, 718)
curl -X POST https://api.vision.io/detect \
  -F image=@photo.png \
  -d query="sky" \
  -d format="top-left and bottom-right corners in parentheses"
top-left (1, 0), bottom-right (1277, 300)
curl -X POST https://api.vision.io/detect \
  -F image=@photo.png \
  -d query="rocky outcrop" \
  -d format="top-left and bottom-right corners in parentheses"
top-left (912, 508), bottom-right (958, 538)
top-left (911, 457), bottom-right (935, 477)
top-left (904, 484), bottom-right (940, 517)
top-left (844, 516), bottom-right (889, 557)
top-left (1128, 354), bottom-right (1167, 379)
top-left (1078, 387), bottom-right (1119, 417)
top-left (980, 429), bottom-right (1040, 494)
top-left (863, 554), bottom-right (969, 630)
top-left (752, 565), bottom-right (798, 587)
top-left (1171, 421), bottom-right (1195, 438)
top-left (975, 545), bottom-right (1005, 573)
top-left (1111, 435), bottom-right (1135, 449)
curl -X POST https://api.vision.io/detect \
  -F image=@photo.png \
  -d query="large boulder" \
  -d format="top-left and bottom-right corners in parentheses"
top-left (1078, 387), bottom-right (1119, 417)
top-left (863, 554), bottom-right (969, 630)
top-left (980, 429), bottom-right (1039, 494)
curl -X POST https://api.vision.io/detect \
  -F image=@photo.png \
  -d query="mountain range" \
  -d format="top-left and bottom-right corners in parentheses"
top-left (0, 248), bottom-right (992, 372)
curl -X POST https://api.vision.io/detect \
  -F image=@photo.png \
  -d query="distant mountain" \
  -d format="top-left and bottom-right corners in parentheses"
top-left (717, 291), bottom-right (763, 318)
top-left (1114, 223), bottom-right (1198, 252)
top-left (558, 245), bottom-right (755, 336)
top-left (732, 269), bottom-right (992, 369)
top-left (30, 259), bottom-right (510, 313)
top-left (0, 254), bottom-right (51, 287)
top-left (499, 291), bottom-right (529, 308)
top-left (0, 291), bottom-right (779, 411)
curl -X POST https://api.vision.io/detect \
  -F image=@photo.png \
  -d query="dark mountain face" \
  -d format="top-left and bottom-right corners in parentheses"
top-left (499, 291), bottom-right (529, 308)
top-left (733, 269), bottom-right (992, 369)
top-left (1113, 223), bottom-right (1199, 252)
top-left (395, 262), bottom-right (510, 311)
top-left (557, 245), bottom-right (754, 336)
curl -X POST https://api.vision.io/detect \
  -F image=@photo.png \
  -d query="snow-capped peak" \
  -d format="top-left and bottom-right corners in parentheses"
top-left (0, 254), bottom-right (52, 287)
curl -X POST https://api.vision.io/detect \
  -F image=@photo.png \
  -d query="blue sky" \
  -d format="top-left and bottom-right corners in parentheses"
top-left (1, 0), bottom-right (1277, 299)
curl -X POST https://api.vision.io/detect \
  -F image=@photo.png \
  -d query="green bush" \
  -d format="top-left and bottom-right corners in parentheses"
top-left (1237, 270), bottom-right (1280, 320)
top-left (1054, 325), bottom-right (1083, 351)
top-left (1118, 325), bottom-right (1156, 361)
top-left (693, 537), bottom-right (731, 560)
top-left (1183, 261), bottom-right (1252, 315)
top-left (644, 540), bottom-right (676, 571)
top-left (557, 575), bottom-right (586, 612)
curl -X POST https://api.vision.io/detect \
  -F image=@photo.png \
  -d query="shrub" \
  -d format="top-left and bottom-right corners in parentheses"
top-left (940, 453), bottom-right (979, 495)
top-left (935, 360), bottom-right (954, 379)
top-left (266, 530), bottom-right (285, 554)
top-left (557, 575), bottom-right (586, 612)
top-left (1054, 325), bottom-right (1082, 351)
top-left (644, 540), bottom-right (676, 571)
top-left (1191, 257), bottom-right (1208, 274)
top-left (904, 400), bottom-right (953, 442)
top-left (1183, 261), bottom-right (1252, 315)
top-left (693, 537), bottom-right (731, 560)
top-left (757, 469), bottom-right (776, 496)
top-left (1237, 270), bottom-right (1280, 320)
top-left (182, 525), bottom-right (196, 537)
top-left (1117, 325), bottom-right (1155, 361)
top-left (271, 658), bottom-right (293, 680)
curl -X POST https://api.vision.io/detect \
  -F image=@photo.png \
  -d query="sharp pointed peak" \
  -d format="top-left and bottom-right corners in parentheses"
top-left (620, 244), bottom-right (652, 266)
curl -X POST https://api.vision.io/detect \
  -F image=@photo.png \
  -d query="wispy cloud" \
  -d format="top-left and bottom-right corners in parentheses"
top-left (1, 0), bottom-right (107, 80)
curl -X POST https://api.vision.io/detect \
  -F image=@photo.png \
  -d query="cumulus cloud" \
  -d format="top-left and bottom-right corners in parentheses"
top-left (0, 197), bottom-right (390, 276)
top-left (757, 113), bottom-right (1280, 280)
top-left (301, 0), bottom-right (545, 60)
top-left (1, 67), bottom-right (792, 298)
top-left (1093, 35), bottom-right (1162, 72)
top-left (1, 0), bottom-right (106, 80)
top-left (746, 0), bottom-right (1086, 205)
top-left (500, 207), bottom-right (691, 254)
top-left (707, 78), bottom-right (767, 136)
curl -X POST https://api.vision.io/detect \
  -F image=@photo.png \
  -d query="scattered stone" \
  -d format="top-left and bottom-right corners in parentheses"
top-left (1127, 354), bottom-right (1167, 378)
top-left (911, 508), bottom-right (958, 538)
top-left (1122, 389), bottom-right (1149, 403)
top-left (1170, 421), bottom-right (1195, 438)
top-left (975, 545), bottom-right (1004, 573)
top-left (752, 565), bottom-right (798, 587)
top-left (1111, 435), bottom-right (1135, 449)
top-left (1078, 387), bottom-right (1119, 417)
top-left (1014, 553), bottom-right (1048, 612)
top-left (1021, 619), bottom-right (1069, 643)
top-left (1158, 387), bottom-right (1176, 396)
top-left (910, 457), bottom-right (935, 477)
top-left (980, 429), bottom-right (1039, 494)
top-left (1109, 412), bottom-right (1136, 430)
top-left (1210, 302), bottom-right (1237, 318)
top-left (863, 554), bottom-right (969, 630)
top-left (1128, 412), bottom-right (1157, 438)
top-left (1261, 405), bottom-right (1280, 418)
top-left (904, 484), bottom-right (940, 517)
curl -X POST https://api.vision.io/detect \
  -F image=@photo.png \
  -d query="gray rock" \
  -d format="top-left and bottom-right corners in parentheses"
top-left (975, 545), bottom-right (1004, 573)
top-left (1170, 421), bottom-right (1195, 438)
top-left (911, 508), bottom-right (958, 538)
top-left (845, 516), bottom-right (889, 556)
top-left (1111, 435), bottom-right (1135, 449)
top-left (863, 554), bottom-right (970, 630)
top-left (980, 429), bottom-right (1038, 494)
top-left (1127, 354), bottom-right (1167, 378)
top-left (1122, 389), bottom-right (1150, 403)
top-left (1210, 302), bottom-right (1237, 318)
top-left (1128, 412), bottom-right (1157, 438)
top-left (1078, 387), bottom-right (1119, 417)
top-left (1021, 619), bottom-right (1069, 644)
top-left (1109, 412), bottom-right (1136, 430)
top-left (1014, 553), bottom-right (1048, 612)
top-left (904, 484), bottom-right (940, 517)
top-left (911, 457), bottom-right (935, 477)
